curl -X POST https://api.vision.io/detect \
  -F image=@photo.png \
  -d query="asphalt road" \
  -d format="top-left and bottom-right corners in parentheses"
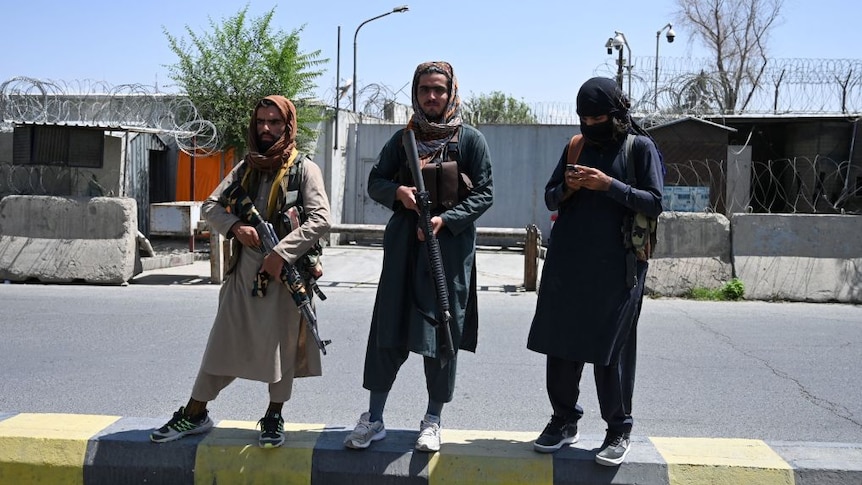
top-left (1, 246), bottom-right (861, 445)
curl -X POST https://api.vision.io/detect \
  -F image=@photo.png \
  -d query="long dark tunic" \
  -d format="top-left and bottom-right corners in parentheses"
top-left (367, 125), bottom-right (494, 358)
top-left (527, 135), bottom-right (663, 365)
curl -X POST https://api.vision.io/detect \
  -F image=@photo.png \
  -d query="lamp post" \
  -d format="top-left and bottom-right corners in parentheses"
top-left (654, 23), bottom-right (676, 111)
top-left (606, 31), bottom-right (632, 99)
top-left (352, 5), bottom-right (409, 113)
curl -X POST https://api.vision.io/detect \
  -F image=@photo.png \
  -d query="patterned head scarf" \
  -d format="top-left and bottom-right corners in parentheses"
top-left (407, 61), bottom-right (462, 158)
top-left (244, 95), bottom-right (298, 173)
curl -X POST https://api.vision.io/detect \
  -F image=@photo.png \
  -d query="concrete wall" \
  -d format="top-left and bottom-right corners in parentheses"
top-left (731, 214), bottom-right (862, 303)
top-left (648, 212), bottom-right (733, 296)
top-left (645, 212), bottom-right (860, 302)
top-left (0, 195), bottom-right (139, 284)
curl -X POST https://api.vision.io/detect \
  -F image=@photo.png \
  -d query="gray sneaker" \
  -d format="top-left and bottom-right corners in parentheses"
top-left (344, 412), bottom-right (386, 449)
top-left (415, 414), bottom-right (441, 452)
top-left (595, 431), bottom-right (631, 466)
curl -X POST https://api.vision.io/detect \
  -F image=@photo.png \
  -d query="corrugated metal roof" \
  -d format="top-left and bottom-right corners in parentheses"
top-left (704, 113), bottom-right (861, 122)
top-left (649, 116), bottom-right (738, 132)
top-left (9, 120), bottom-right (172, 134)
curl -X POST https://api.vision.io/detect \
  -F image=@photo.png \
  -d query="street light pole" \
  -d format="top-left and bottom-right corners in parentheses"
top-left (654, 23), bottom-right (675, 111)
top-left (352, 5), bottom-right (409, 113)
top-left (611, 31), bottom-right (632, 100)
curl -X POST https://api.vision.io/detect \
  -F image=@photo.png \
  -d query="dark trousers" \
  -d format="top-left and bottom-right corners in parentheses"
top-left (546, 327), bottom-right (637, 433)
top-left (362, 327), bottom-right (459, 403)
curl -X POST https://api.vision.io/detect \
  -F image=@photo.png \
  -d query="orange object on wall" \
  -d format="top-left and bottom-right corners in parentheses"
top-left (176, 149), bottom-right (236, 201)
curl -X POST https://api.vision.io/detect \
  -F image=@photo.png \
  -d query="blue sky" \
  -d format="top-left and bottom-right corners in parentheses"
top-left (2, 0), bottom-right (859, 105)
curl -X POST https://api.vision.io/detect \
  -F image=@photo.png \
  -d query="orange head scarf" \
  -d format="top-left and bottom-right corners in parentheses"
top-left (244, 95), bottom-right (298, 173)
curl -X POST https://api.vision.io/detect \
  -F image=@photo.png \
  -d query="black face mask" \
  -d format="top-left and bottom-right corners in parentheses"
top-left (580, 119), bottom-right (615, 144)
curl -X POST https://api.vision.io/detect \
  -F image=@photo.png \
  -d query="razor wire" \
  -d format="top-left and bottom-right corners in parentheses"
top-left (325, 57), bottom-right (862, 125)
top-left (660, 155), bottom-right (860, 215)
top-left (0, 77), bottom-right (218, 155)
top-left (599, 56), bottom-right (862, 120)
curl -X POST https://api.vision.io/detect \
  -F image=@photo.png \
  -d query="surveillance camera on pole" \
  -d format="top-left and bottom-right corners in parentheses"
top-left (655, 23), bottom-right (676, 110)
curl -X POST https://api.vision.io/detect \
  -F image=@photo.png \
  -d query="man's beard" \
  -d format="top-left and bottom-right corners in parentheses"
top-left (258, 138), bottom-right (275, 153)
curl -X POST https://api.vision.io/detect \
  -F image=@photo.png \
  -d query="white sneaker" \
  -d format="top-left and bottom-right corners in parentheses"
top-left (415, 414), bottom-right (441, 452)
top-left (343, 412), bottom-right (386, 449)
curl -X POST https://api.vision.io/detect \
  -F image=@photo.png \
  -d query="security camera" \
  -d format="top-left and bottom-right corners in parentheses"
top-left (666, 28), bottom-right (676, 43)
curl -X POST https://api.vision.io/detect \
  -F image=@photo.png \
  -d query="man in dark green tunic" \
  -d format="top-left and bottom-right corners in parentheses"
top-left (527, 77), bottom-right (664, 466)
top-left (344, 61), bottom-right (493, 453)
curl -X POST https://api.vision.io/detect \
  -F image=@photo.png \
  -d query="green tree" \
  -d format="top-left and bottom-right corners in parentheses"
top-left (163, 5), bottom-right (326, 154)
top-left (462, 91), bottom-right (537, 124)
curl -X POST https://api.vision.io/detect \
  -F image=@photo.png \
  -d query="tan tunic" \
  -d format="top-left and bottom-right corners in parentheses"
top-left (198, 159), bottom-right (331, 382)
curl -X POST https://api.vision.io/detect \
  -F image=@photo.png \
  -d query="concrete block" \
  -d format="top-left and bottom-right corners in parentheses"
top-left (0, 195), bottom-right (138, 284)
top-left (653, 212), bottom-right (731, 260)
top-left (149, 202), bottom-right (202, 237)
top-left (647, 257), bottom-right (734, 297)
top-left (732, 214), bottom-right (862, 303)
top-left (647, 212), bottom-right (734, 296)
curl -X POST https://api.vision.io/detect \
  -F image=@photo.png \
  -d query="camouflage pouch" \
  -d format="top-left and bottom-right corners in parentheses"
top-left (631, 212), bottom-right (658, 261)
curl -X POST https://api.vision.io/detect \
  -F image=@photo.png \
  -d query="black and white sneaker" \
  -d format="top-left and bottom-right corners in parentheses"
top-left (533, 415), bottom-right (579, 453)
top-left (595, 430), bottom-right (631, 466)
top-left (150, 406), bottom-right (213, 443)
top-left (258, 411), bottom-right (285, 448)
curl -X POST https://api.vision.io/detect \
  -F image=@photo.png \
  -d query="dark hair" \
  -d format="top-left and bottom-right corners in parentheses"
top-left (612, 117), bottom-right (631, 140)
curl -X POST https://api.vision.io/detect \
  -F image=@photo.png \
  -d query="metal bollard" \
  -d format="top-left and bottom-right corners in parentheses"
top-left (524, 224), bottom-right (541, 291)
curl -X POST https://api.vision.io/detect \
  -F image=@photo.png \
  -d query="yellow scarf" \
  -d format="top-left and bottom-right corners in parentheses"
top-left (241, 148), bottom-right (299, 221)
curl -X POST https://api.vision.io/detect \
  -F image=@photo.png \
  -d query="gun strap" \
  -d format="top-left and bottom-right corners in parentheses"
top-left (621, 134), bottom-right (638, 288)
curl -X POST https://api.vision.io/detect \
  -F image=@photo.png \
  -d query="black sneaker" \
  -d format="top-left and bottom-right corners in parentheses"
top-left (258, 411), bottom-right (285, 448)
top-left (150, 406), bottom-right (213, 443)
top-left (533, 415), bottom-right (579, 453)
top-left (595, 430), bottom-right (631, 466)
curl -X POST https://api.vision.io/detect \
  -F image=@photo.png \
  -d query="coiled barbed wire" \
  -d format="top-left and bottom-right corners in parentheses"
top-left (598, 56), bottom-right (862, 120)
top-left (446, 57), bottom-right (862, 125)
top-left (0, 77), bottom-right (218, 155)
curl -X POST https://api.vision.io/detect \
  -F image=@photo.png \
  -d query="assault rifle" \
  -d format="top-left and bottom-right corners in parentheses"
top-left (221, 182), bottom-right (332, 355)
top-left (403, 129), bottom-right (456, 363)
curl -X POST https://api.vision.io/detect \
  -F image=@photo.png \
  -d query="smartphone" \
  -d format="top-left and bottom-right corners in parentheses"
top-left (565, 164), bottom-right (579, 173)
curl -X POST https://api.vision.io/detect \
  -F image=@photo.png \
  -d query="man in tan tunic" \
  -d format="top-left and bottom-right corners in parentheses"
top-left (150, 95), bottom-right (331, 448)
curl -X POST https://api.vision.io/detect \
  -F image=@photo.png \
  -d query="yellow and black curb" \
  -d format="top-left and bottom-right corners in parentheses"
top-left (1, 412), bottom-right (860, 484)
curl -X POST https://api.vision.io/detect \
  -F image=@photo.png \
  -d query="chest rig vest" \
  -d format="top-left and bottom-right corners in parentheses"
top-left (398, 131), bottom-right (472, 212)
top-left (227, 156), bottom-right (324, 286)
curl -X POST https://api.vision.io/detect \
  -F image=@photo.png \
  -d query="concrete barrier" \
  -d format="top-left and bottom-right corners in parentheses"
top-left (1, 412), bottom-right (860, 484)
top-left (732, 214), bottom-right (862, 303)
top-left (646, 212), bottom-right (734, 297)
top-left (0, 195), bottom-right (138, 284)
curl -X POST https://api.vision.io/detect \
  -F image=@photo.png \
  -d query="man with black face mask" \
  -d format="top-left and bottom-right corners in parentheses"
top-left (526, 77), bottom-right (664, 466)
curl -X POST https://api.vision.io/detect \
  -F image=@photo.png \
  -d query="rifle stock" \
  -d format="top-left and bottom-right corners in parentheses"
top-left (221, 182), bottom-right (332, 355)
top-left (403, 129), bottom-right (456, 362)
